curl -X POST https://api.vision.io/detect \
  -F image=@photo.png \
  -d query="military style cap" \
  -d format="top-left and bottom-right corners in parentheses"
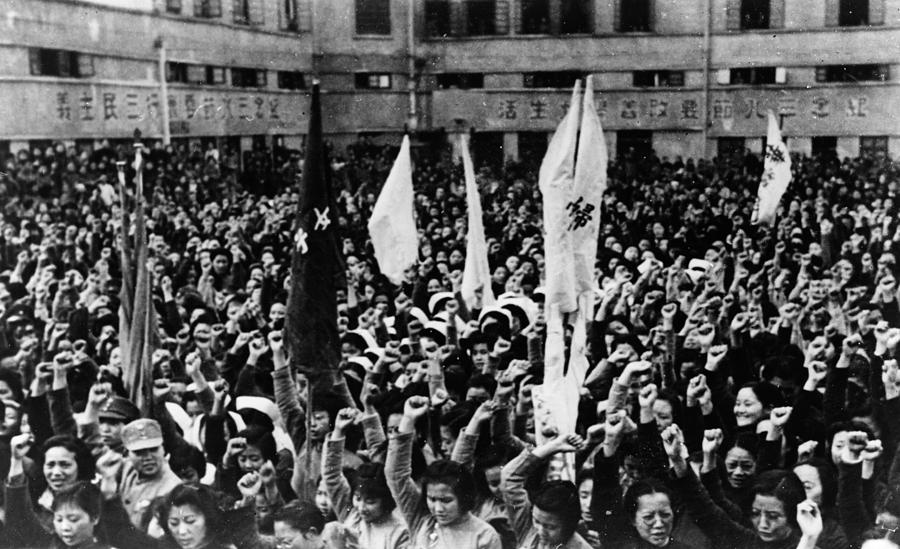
top-left (121, 418), bottom-right (164, 452)
top-left (98, 397), bottom-right (141, 423)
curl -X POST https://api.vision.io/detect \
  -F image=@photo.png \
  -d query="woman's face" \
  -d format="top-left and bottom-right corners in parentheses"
top-left (426, 482), bottom-right (462, 525)
top-left (237, 446), bottom-right (265, 473)
top-left (652, 400), bottom-right (674, 431)
top-left (793, 464), bottom-right (823, 505)
top-left (484, 466), bottom-right (502, 500)
top-left (53, 504), bottom-right (96, 547)
top-left (352, 493), bottom-right (388, 524)
top-left (734, 387), bottom-right (765, 427)
top-left (633, 492), bottom-right (674, 547)
top-left (315, 479), bottom-right (332, 516)
top-left (578, 478), bottom-right (593, 521)
top-left (44, 447), bottom-right (79, 493)
top-left (751, 495), bottom-right (792, 542)
top-left (0, 380), bottom-right (14, 401)
top-left (167, 504), bottom-right (208, 549)
top-left (724, 446), bottom-right (757, 489)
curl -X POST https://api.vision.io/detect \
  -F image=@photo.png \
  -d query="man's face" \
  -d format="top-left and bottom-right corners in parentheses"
top-left (470, 343), bottom-right (490, 368)
top-left (310, 411), bottom-right (330, 441)
top-left (98, 418), bottom-right (125, 447)
top-left (129, 445), bottom-right (165, 477)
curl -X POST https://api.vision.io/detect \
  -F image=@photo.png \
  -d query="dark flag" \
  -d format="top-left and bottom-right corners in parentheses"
top-left (118, 138), bottom-right (158, 415)
top-left (284, 83), bottom-right (346, 391)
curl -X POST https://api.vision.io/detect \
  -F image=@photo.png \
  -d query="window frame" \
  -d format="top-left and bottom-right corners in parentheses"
top-left (355, 72), bottom-right (392, 89)
top-left (355, 0), bottom-right (392, 35)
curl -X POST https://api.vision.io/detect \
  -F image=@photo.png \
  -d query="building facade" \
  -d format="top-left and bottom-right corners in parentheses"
top-left (1, 0), bottom-right (898, 163)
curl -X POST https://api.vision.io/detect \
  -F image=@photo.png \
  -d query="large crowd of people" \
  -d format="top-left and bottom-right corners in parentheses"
top-left (0, 135), bottom-right (898, 549)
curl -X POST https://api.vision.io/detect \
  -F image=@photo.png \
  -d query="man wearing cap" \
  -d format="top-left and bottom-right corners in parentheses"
top-left (119, 418), bottom-right (182, 527)
top-left (97, 397), bottom-right (141, 451)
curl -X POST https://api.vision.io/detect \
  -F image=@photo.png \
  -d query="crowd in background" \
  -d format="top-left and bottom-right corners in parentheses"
top-left (0, 136), bottom-right (898, 549)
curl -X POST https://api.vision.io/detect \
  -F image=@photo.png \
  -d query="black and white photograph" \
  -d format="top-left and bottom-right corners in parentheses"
top-left (0, 0), bottom-right (898, 548)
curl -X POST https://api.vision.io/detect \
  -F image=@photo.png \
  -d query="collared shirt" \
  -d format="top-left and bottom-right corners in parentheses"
top-left (119, 460), bottom-right (182, 527)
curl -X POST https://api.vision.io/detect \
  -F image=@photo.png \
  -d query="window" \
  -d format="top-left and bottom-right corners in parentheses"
top-left (717, 137), bottom-right (746, 158)
top-left (278, 71), bottom-right (306, 90)
top-left (816, 64), bottom-right (888, 82)
top-left (194, 0), bottom-right (221, 17)
top-left (619, 0), bottom-right (651, 32)
top-left (167, 62), bottom-right (188, 82)
top-left (633, 70), bottom-right (684, 87)
top-left (356, 0), bottom-right (391, 35)
top-left (811, 136), bottom-right (837, 157)
top-left (466, 0), bottom-right (497, 35)
top-left (283, 0), bottom-right (300, 31)
top-left (436, 73), bottom-right (484, 89)
top-left (355, 73), bottom-right (392, 89)
top-left (520, 0), bottom-right (550, 34)
top-left (29, 48), bottom-right (94, 78)
top-left (166, 0), bottom-right (182, 13)
top-left (232, 67), bottom-right (267, 87)
top-left (839, 0), bottom-right (868, 25)
top-left (425, 0), bottom-right (451, 37)
top-left (860, 136), bottom-right (888, 156)
top-left (729, 67), bottom-right (776, 84)
top-left (233, 0), bottom-right (263, 24)
top-left (740, 0), bottom-right (769, 28)
top-left (524, 71), bottom-right (584, 88)
top-left (560, 0), bottom-right (593, 34)
top-left (617, 130), bottom-right (654, 162)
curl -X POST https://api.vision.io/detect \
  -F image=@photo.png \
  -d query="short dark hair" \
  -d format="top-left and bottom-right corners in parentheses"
top-left (159, 485), bottom-right (225, 543)
top-left (52, 481), bottom-right (102, 520)
top-left (272, 500), bottom-right (325, 533)
top-left (238, 425), bottom-right (277, 464)
top-left (420, 460), bottom-right (478, 514)
top-left (0, 368), bottom-right (24, 402)
top-left (532, 480), bottom-right (581, 540)
top-left (169, 445), bottom-right (207, 479)
top-left (43, 435), bottom-right (95, 481)
top-left (623, 479), bottom-right (672, 520)
top-left (354, 462), bottom-right (396, 512)
top-left (752, 470), bottom-right (806, 528)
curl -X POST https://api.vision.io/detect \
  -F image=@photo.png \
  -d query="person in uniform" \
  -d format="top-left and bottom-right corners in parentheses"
top-left (118, 418), bottom-right (182, 528)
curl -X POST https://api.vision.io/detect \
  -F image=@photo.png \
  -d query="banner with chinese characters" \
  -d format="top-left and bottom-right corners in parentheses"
top-left (0, 82), bottom-right (307, 139)
top-left (432, 85), bottom-right (900, 135)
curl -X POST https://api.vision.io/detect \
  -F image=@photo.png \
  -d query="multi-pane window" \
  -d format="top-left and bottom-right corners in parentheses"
top-left (633, 70), bottom-right (684, 87)
top-left (740, 0), bottom-right (770, 28)
top-left (816, 64), bottom-right (889, 82)
top-left (234, 0), bottom-right (264, 25)
top-left (355, 73), bottom-right (392, 89)
top-left (278, 71), bottom-right (306, 90)
top-left (166, 0), bottom-right (182, 14)
top-left (436, 73), bottom-right (485, 89)
top-left (523, 71), bottom-right (584, 88)
top-left (168, 63), bottom-right (225, 85)
top-left (232, 67), bottom-right (267, 87)
top-left (29, 49), bottom-right (94, 78)
top-left (194, 0), bottom-right (222, 17)
top-left (729, 67), bottom-right (776, 84)
top-left (356, 0), bottom-right (391, 34)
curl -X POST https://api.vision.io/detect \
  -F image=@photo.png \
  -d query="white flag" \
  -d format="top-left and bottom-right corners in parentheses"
top-left (460, 135), bottom-right (495, 311)
top-left (753, 110), bottom-right (792, 226)
top-left (572, 75), bottom-right (608, 297)
top-left (539, 80), bottom-right (582, 314)
top-left (368, 135), bottom-right (418, 285)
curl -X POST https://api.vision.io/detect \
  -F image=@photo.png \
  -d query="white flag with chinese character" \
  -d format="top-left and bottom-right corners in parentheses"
top-left (368, 135), bottom-right (418, 285)
top-left (572, 75), bottom-right (608, 297)
top-left (753, 110), bottom-right (792, 226)
top-left (460, 134), bottom-right (495, 311)
top-left (539, 80), bottom-right (581, 314)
